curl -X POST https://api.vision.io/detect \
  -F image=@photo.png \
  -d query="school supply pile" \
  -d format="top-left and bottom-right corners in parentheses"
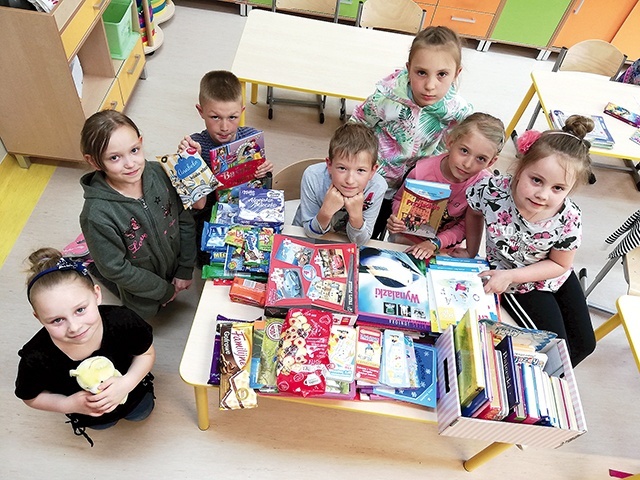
top-left (209, 131), bottom-right (270, 203)
top-left (397, 179), bottom-right (451, 237)
top-left (549, 110), bottom-right (615, 149)
top-left (157, 148), bottom-right (221, 209)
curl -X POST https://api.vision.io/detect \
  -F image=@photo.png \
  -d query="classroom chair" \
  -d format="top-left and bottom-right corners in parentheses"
top-left (272, 158), bottom-right (324, 224)
top-left (267, 0), bottom-right (341, 124)
top-left (355, 0), bottom-right (426, 35)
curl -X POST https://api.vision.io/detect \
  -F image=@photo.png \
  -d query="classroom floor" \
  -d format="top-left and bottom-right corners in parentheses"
top-left (1, 1), bottom-right (639, 478)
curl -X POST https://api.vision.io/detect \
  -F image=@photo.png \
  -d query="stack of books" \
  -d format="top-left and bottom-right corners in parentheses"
top-left (549, 110), bottom-right (615, 149)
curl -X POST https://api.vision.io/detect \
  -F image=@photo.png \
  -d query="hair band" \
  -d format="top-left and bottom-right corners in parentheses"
top-left (546, 130), bottom-right (588, 147)
top-left (27, 257), bottom-right (92, 302)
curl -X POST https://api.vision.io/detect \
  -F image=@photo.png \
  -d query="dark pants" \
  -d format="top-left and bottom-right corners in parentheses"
top-left (372, 198), bottom-right (393, 240)
top-left (88, 392), bottom-right (156, 430)
top-left (500, 271), bottom-right (596, 367)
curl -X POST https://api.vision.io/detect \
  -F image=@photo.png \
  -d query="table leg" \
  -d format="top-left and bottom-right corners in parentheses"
top-left (463, 442), bottom-right (514, 472)
top-left (595, 313), bottom-right (621, 342)
top-left (240, 81), bottom-right (246, 127)
top-left (193, 386), bottom-right (210, 430)
top-left (250, 83), bottom-right (258, 105)
top-left (505, 84), bottom-right (536, 138)
top-left (15, 153), bottom-right (31, 168)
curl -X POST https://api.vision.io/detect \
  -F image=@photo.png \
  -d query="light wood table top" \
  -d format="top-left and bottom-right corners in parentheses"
top-left (231, 9), bottom-right (414, 100)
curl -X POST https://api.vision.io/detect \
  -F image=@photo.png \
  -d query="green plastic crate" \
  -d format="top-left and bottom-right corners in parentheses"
top-left (103, 0), bottom-right (136, 59)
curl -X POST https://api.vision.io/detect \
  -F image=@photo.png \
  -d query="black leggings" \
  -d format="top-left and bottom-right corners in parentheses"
top-left (500, 271), bottom-right (596, 367)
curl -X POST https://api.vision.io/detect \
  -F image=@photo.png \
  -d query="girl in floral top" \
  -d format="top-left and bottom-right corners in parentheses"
top-left (350, 26), bottom-right (473, 239)
top-left (462, 115), bottom-right (596, 366)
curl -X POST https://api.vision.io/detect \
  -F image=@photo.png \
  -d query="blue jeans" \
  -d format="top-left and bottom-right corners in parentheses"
top-left (88, 392), bottom-right (155, 430)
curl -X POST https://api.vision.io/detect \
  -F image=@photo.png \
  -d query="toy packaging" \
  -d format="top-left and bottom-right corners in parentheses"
top-left (354, 326), bottom-right (382, 383)
top-left (275, 309), bottom-right (333, 397)
top-left (238, 187), bottom-right (285, 227)
top-left (357, 246), bottom-right (430, 331)
top-left (157, 148), bottom-right (220, 209)
top-left (210, 131), bottom-right (269, 202)
top-left (219, 322), bottom-right (258, 410)
top-left (265, 234), bottom-right (358, 324)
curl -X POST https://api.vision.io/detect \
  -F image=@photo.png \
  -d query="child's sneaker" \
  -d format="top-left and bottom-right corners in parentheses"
top-left (63, 233), bottom-right (90, 258)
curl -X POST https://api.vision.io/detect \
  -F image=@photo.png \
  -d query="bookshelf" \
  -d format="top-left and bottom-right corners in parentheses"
top-left (0, 0), bottom-right (146, 168)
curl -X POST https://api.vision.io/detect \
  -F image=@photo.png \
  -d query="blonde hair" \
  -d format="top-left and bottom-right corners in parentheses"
top-left (448, 112), bottom-right (505, 155)
top-left (199, 70), bottom-right (242, 105)
top-left (409, 26), bottom-right (463, 70)
top-left (514, 115), bottom-right (594, 191)
top-left (25, 248), bottom-right (94, 303)
top-left (328, 123), bottom-right (378, 167)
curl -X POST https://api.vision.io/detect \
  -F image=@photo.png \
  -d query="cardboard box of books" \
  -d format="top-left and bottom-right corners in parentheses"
top-left (434, 317), bottom-right (587, 448)
top-left (265, 234), bottom-right (358, 325)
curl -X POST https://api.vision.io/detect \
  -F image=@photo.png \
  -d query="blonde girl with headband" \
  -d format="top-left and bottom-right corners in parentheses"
top-left (350, 25), bottom-right (473, 239)
top-left (386, 112), bottom-right (505, 260)
top-left (15, 248), bottom-right (155, 445)
top-left (462, 115), bottom-right (596, 366)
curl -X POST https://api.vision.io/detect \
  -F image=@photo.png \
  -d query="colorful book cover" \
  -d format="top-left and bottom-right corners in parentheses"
top-left (464, 323), bottom-right (493, 418)
top-left (429, 265), bottom-right (499, 332)
top-left (379, 329), bottom-right (410, 388)
top-left (354, 326), bottom-right (383, 383)
top-left (238, 187), bottom-right (285, 226)
top-left (549, 110), bottom-right (615, 149)
top-left (454, 308), bottom-right (486, 408)
top-left (480, 319), bottom-right (557, 352)
top-left (157, 148), bottom-right (220, 209)
top-left (326, 324), bottom-right (357, 383)
top-left (265, 235), bottom-right (358, 324)
top-left (397, 178), bottom-right (451, 238)
top-left (604, 102), bottom-right (640, 128)
top-left (373, 342), bottom-right (437, 408)
top-left (357, 246), bottom-right (430, 332)
top-left (210, 130), bottom-right (268, 201)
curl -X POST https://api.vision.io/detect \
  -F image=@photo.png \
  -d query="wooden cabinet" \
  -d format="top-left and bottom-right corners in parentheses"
top-left (430, 0), bottom-right (502, 40)
top-left (489, 0), bottom-right (572, 48)
top-left (0, 0), bottom-right (145, 167)
top-left (612, 1), bottom-right (640, 60)
top-left (551, 0), bottom-right (636, 49)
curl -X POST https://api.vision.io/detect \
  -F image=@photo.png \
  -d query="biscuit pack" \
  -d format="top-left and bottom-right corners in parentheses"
top-left (219, 322), bottom-right (258, 410)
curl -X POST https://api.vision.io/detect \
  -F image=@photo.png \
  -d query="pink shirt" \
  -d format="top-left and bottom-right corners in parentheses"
top-left (391, 153), bottom-right (491, 248)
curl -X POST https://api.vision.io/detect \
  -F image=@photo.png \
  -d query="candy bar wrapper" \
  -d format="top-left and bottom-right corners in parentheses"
top-left (219, 322), bottom-right (258, 410)
top-left (208, 316), bottom-right (256, 386)
top-left (257, 317), bottom-right (284, 392)
top-left (276, 309), bottom-right (332, 397)
top-left (250, 319), bottom-right (266, 389)
top-left (157, 148), bottom-right (220, 209)
top-left (326, 325), bottom-right (356, 383)
top-left (229, 277), bottom-right (267, 307)
top-left (354, 326), bottom-right (382, 384)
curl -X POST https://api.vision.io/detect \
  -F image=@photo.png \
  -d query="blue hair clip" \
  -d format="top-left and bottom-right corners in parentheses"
top-left (27, 257), bottom-right (92, 302)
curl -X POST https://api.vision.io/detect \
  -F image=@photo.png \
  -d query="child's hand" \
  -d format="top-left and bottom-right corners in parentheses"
top-left (321, 185), bottom-right (345, 217)
top-left (343, 191), bottom-right (364, 216)
top-left (68, 390), bottom-right (106, 417)
top-left (405, 240), bottom-right (437, 260)
top-left (480, 269), bottom-right (513, 294)
top-left (173, 277), bottom-right (193, 294)
top-left (178, 135), bottom-right (202, 156)
top-left (255, 160), bottom-right (274, 178)
top-left (449, 247), bottom-right (472, 258)
top-left (192, 196), bottom-right (207, 210)
top-left (88, 376), bottom-right (131, 414)
top-left (386, 214), bottom-right (405, 234)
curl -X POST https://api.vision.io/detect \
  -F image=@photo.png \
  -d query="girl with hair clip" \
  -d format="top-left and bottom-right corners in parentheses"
top-left (15, 248), bottom-right (155, 445)
top-left (461, 115), bottom-right (597, 367)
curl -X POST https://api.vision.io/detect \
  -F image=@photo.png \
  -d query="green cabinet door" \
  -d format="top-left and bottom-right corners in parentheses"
top-left (491, 0), bottom-right (572, 47)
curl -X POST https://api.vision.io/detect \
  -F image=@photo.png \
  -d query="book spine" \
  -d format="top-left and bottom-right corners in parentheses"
top-left (356, 313), bottom-right (431, 332)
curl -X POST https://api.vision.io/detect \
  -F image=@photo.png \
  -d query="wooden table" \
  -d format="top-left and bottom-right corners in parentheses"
top-left (179, 226), bottom-right (515, 472)
top-left (231, 9), bottom-right (414, 125)
top-left (506, 70), bottom-right (640, 188)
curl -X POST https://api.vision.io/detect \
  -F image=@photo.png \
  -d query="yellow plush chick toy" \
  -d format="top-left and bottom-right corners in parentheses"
top-left (69, 356), bottom-right (128, 404)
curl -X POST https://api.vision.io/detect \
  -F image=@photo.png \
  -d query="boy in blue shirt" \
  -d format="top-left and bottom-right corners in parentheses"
top-left (293, 123), bottom-right (386, 246)
top-left (179, 70), bottom-right (273, 266)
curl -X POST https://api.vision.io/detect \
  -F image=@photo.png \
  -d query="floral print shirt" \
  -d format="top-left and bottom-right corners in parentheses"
top-left (466, 175), bottom-right (582, 294)
top-left (350, 69), bottom-right (472, 199)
